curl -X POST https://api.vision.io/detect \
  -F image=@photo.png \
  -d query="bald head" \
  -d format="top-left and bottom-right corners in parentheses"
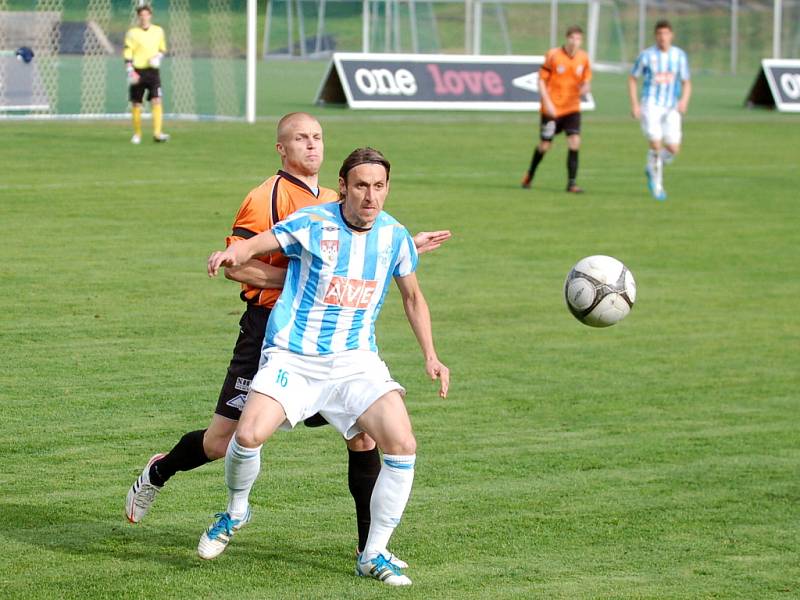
top-left (276, 112), bottom-right (321, 143)
top-left (275, 112), bottom-right (324, 179)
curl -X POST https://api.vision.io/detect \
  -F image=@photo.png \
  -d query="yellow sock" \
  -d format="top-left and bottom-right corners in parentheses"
top-left (152, 103), bottom-right (163, 137)
top-left (132, 105), bottom-right (142, 137)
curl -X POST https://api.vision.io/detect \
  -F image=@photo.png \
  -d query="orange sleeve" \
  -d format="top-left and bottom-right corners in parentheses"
top-left (539, 50), bottom-right (553, 82)
top-left (225, 187), bottom-right (269, 247)
top-left (583, 55), bottom-right (592, 82)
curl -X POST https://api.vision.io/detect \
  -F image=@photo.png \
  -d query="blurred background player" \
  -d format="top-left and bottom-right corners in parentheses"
top-left (521, 25), bottom-right (592, 194)
top-left (628, 19), bottom-right (691, 201)
top-left (124, 4), bottom-right (169, 144)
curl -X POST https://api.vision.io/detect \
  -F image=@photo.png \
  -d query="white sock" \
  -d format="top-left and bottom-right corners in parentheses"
top-left (660, 149), bottom-right (674, 166)
top-left (362, 454), bottom-right (416, 561)
top-left (647, 149), bottom-right (663, 190)
top-left (225, 436), bottom-right (261, 519)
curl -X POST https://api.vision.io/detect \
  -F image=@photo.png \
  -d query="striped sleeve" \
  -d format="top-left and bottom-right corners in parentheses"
top-left (631, 50), bottom-right (645, 77)
top-left (679, 49), bottom-right (690, 80)
top-left (272, 212), bottom-right (311, 258)
top-left (393, 228), bottom-right (419, 277)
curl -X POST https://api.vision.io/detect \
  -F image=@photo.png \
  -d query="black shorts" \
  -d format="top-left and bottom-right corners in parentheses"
top-left (215, 303), bottom-right (270, 420)
top-left (540, 112), bottom-right (581, 141)
top-left (129, 68), bottom-right (162, 103)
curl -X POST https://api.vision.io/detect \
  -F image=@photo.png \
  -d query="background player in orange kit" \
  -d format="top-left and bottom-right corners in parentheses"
top-left (521, 25), bottom-right (592, 194)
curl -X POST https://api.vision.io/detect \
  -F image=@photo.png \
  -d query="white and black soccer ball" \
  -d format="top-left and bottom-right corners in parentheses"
top-left (564, 255), bottom-right (636, 327)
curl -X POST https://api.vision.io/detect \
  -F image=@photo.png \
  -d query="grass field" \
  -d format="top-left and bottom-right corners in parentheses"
top-left (1, 64), bottom-right (799, 599)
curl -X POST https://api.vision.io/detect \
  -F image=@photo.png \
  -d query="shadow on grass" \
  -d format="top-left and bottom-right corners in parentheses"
top-left (0, 501), bottom-right (346, 574)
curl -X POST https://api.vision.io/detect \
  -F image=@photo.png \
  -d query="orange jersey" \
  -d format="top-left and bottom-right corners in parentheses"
top-left (226, 170), bottom-right (338, 308)
top-left (539, 47), bottom-right (592, 117)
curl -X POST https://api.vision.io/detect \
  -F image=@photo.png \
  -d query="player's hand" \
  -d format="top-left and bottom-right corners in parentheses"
top-left (425, 357), bottom-right (449, 399)
top-left (413, 230), bottom-right (452, 255)
top-left (148, 53), bottom-right (163, 68)
top-left (677, 99), bottom-right (688, 114)
top-left (631, 105), bottom-right (641, 120)
top-left (127, 70), bottom-right (140, 84)
top-left (544, 101), bottom-right (557, 119)
top-left (208, 247), bottom-right (242, 277)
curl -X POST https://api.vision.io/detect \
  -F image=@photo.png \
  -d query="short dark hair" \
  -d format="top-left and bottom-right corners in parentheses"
top-left (339, 147), bottom-right (391, 183)
top-left (566, 25), bottom-right (583, 37)
top-left (654, 19), bottom-right (672, 32)
top-left (136, 5), bottom-right (152, 15)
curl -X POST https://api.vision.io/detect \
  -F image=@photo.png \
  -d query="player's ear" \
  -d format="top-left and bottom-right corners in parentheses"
top-left (275, 142), bottom-right (285, 158)
top-left (338, 176), bottom-right (346, 197)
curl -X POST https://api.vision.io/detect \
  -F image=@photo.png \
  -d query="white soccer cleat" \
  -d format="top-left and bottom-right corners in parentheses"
top-left (356, 553), bottom-right (412, 586)
top-left (197, 509), bottom-right (251, 560)
top-left (385, 550), bottom-right (409, 569)
top-left (153, 133), bottom-right (170, 143)
top-left (125, 453), bottom-right (165, 523)
top-left (130, 134), bottom-right (141, 145)
top-left (356, 546), bottom-right (408, 569)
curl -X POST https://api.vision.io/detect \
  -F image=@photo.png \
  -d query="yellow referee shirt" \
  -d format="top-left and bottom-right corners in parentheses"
top-left (123, 25), bottom-right (166, 69)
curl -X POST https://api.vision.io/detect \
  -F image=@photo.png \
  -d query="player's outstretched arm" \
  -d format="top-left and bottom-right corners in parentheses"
top-left (395, 273), bottom-right (449, 398)
top-left (627, 75), bottom-right (640, 119)
top-left (224, 260), bottom-right (287, 289)
top-left (208, 231), bottom-right (280, 277)
top-left (678, 79), bottom-right (692, 114)
top-left (412, 230), bottom-right (451, 255)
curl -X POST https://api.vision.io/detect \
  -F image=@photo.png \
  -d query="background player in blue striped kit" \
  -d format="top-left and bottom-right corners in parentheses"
top-left (628, 20), bottom-right (692, 201)
top-left (200, 147), bottom-right (449, 587)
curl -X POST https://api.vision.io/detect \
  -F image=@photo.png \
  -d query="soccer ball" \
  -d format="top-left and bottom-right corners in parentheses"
top-left (564, 255), bottom-right (636, 327)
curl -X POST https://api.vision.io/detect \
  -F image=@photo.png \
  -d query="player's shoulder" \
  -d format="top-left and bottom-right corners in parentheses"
top-left (245, 174), bottom-right (279, 204)
top-left (151, 24), bottom-right (165, 35)
top-left (575, 48), bottom-right (591, 64)
top-left (318, 186), bottom-right (338, 202)
top-left (375, 210), bottom-right (408, 231)
top-left (294, 201), bottom-right (340, 222)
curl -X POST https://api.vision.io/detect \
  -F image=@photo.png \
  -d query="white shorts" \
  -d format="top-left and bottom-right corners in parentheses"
top-left (640, 104), bottom-right (682, 145)
top-left (250, 348), bottom-right (405, 440)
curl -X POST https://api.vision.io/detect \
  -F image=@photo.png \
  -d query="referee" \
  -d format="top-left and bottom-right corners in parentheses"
top-left (124, 4), bottom-right (169, 144)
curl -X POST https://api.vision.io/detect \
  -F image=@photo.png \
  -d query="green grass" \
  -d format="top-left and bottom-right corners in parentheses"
top-left (1, 66), bottom-right (799, 599)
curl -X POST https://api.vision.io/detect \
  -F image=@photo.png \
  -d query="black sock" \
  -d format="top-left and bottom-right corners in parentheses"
top-left (527, 147), bottom-right (545, 178)
top-left (348, 447), bottom-right (381, 553)
top-left (149, 429), bottom-right (211, 487)
top-left (567, 149), bottom-right (579, 186)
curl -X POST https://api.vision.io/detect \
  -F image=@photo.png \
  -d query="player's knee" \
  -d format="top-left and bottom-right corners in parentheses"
top-left (538, 141), bottom-right (552, 153)
top-left (347, 432), bottom-right (376, 452)
top-left (383, 433), bottom-right (416, 456)
top-left (233, 425), bottom-right (264, 449)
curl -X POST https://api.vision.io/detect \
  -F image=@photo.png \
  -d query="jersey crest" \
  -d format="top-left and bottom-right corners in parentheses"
top-left (320, 239), bottom-right (339, 263)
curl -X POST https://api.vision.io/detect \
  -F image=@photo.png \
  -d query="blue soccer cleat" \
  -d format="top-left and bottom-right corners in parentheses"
top-left (645, 167), bottom-right (667, 201)
top-left (197, 509), bottom-right (251, 559)
top-left (356, 552), bottom-right (412, 586)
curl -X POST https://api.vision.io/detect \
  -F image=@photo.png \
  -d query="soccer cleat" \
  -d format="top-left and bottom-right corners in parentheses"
top-left (153, 133), bottom-right (170, 143)
top-left (645, 166), bottom-right (655, 195)
top-left (521, 173), bottom-right (532, 189)
top-left (654, 187), bottom-right (668, 201)
top-left (130, 134), bottom-right (141, 145)
top-left (197, 509), bottom-right (251, 560)
top-left (356, 553), bottom-right (412, 586)
top-left (566, 184), bottom-right (584, 194)
top-left (355, 547), bottom-right (408, 569)
top-left (125, 453), bottom-right (166, 523)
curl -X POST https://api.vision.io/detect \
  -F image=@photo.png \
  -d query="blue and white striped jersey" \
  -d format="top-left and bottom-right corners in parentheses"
top-left (265, 202), bottom-right (419, 356)
top-left (631, 45), bottom-right (690, 108)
